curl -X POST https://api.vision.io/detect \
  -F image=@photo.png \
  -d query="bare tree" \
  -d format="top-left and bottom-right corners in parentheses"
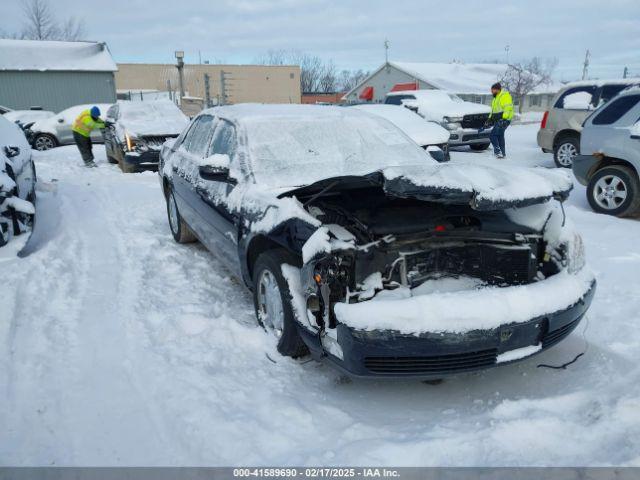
top-left (499, 57), bottom-right (558, 113)
top-left (338, 69), bottom-right (369, 92)
top-left (318, 60), bottom-right (337, 93)
top-left (255, 49), bottom-right (334, 93)
top-left (3, 0), bottom-right (86, 41)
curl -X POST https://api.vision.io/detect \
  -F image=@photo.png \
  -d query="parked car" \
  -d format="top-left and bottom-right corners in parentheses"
top-left (572, 87), bottom-right (640, 216)
top-left (0, 115), bottom-right (36, 247)
top-left (385, 89), bottom-right (492, 150)
top-left (159, 104), bottom-right (595, 379)
top-left (3, 109), bottom-right (55, 129)
top-left (537, 79), bottom-right (640, 168)
top-left (352, 104), bottom-right (451, 161)
top-left (103, 100), bottom-right (189, 173)
top-left (26, 103), bottom-right (112, 151)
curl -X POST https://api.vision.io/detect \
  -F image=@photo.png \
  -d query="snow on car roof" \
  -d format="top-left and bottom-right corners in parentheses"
top-left (561, 78), bottom-right (640, 89)
top-left (351, 104), bottom-right (450, 146)
top-left (0, 39), bottom-right (117, 72)
top-left (391, 62), bottom-right (560, 94)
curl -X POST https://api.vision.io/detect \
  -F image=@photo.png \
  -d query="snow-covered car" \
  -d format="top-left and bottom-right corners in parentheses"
top-left (386, 89), bottom-right (492, 150)
top-left (351, 104), bottom-right (451, 161)
top-left (572, 87), bottom-right (640, 217)
top-left (0, 115), bottom-right (36, 247)
top-left (3, 109), bottom-right (55, 130)
top-left (103, 100), bottom-right (189, 173)
top-left (159, 104), bottom-right (595, 379)
top-left (537, 79), bottom-right (640, 168)
top-left (26, 103), bottom-right (112, 151)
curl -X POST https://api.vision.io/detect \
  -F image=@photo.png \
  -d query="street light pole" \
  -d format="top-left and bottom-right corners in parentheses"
top-left (175, 50), bottom-right (185, 102)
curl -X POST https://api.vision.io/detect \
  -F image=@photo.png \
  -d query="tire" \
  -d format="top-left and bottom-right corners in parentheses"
top-left (553, 135), bottom-right (579, 168)
top-left (33, 134), bottom-right (57, 151)
top-left (166, 187), bottom-right (197, 243)
top-left (0, 209), bottom-right (14, 248)
top-left (252, 249), bottom-right (308, 358)
top-left (587, 166), bottom-right (640, 217)
top-left (470, 143), bottom-right (490, 151)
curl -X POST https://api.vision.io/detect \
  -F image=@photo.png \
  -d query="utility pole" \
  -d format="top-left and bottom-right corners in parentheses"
top-left (582, 49), bottom-right (590, 80)
top-left (623, 66), bottom-right (629, 79)
top-left (175, 50), bottom-right (186, 102)
top-left (384, 38), bottom-right (390, 64)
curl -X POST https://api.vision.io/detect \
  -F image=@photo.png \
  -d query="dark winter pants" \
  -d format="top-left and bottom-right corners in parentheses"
top-left (73, 131), bottom-right (94, 164)
top-left (490, 120), bottom-right (510, 156)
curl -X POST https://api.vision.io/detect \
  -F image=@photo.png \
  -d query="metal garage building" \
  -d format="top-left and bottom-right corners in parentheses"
top-left (0, 39), bottom-right (117, 112)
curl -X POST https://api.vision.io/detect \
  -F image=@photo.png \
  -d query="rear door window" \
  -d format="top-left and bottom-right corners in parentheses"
top-left (555, 86), bottom-right (597, 109)
top-left (592, 95), bottom-right (640, 126)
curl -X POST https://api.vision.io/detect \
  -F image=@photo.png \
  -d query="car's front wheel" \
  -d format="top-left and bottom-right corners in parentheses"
top-left (554, 136), bottom-right (579, 168)
top-left (587, 165), bottom-right (640, 217)
top-left (252, 250), bottom-right (308, 357)
top-left (470, 143), bottom-right (490, 151)
top-left (166, 187), bottom-right (197, 243)
top-left (33, 134), bottom-right (57, 151)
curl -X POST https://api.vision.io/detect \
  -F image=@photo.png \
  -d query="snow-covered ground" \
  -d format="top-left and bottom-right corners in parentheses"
top-left (1, 123), bottom-right (640, 466)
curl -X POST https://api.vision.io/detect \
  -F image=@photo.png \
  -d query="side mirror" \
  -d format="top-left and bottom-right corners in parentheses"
top-left (105, 119), bottom-right (115, 127)
top-left (4, 145), bottom-right (20, 158)
top-left (198, 154), bottom-right (236, 183)
top-left (57, 118), bottom-right (64, 124)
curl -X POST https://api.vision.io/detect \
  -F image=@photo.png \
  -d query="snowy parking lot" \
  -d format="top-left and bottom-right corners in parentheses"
top-left (2, 123), bottom-right (640, 466)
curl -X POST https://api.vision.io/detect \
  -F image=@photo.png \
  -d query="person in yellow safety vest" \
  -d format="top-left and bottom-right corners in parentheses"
top-left (486, 82), bottom-right (514, 159)
top-left (72, 106), bottom-right (105, 167)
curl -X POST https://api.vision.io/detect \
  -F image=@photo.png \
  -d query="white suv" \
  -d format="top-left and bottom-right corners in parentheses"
top-left (385, 90), bottom-right (492, 150)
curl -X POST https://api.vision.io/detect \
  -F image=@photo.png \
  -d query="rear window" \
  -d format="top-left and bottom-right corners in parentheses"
top-left (385, 95), bottom-right (416, 106)
top-left (555, 86), bottom-right (597, 110)
top-left (592, 95), bottom-right (640, 125)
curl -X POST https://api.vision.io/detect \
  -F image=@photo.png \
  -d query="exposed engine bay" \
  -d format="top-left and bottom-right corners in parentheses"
top-left (291, 182), bottom-right (566, 332)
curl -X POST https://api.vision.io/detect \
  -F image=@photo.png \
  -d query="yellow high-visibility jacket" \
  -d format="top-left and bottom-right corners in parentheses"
top-left (490, 89), bottom-right (514, 121)
top-left (72, 110), bottom-right (105, 138)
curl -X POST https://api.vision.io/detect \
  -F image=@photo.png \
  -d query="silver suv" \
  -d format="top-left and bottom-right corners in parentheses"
top-left (537, 79), bottom-right (639, 168)
top-left (572, 87), bottom-right (640, 216)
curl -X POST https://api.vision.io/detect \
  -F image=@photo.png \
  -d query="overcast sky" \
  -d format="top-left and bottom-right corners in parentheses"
top-left (4, 0), bottom-right (639, 80)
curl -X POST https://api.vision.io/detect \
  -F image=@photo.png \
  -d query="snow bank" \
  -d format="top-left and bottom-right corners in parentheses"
top-left (334, 267), bottom-right (594, 335)
top-left (0, 39), bottom-right (117, 72)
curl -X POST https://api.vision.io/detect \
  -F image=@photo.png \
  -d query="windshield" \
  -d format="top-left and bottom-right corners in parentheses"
top-left (245, 112), bottom-right (432, 188)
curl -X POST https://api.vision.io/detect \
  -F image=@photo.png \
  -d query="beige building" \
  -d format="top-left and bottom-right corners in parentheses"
top-left (115, 63), bottom-right (301, 106)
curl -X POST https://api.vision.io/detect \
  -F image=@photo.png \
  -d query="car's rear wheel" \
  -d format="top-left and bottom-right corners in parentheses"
top-left (470, 143), bottom-right (490, 151)
top-left (166, 187), bottom-right (197, 243)
top-left (252, 249), bottom-right (308, 358)
top-left (587, 166), bottom-right (640, 217)
top-left (554, 136), bottom-right (579, 168)
top-left (33, 134), bottom-right (57, 151)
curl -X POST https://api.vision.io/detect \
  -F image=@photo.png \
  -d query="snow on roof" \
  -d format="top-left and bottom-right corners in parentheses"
top-left (0, 39), bottom-right (117, 72)
top-left (390, 62), bottom-right (560, 95)
top-left (560, 78), bottom-right (640, 89)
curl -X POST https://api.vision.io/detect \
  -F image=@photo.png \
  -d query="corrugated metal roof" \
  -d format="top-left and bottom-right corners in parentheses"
top-left (0, 39), bottom-right (117, 72)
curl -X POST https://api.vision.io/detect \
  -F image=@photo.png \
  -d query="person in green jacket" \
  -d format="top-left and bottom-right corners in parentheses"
top-left (72, 106), bottom-right (105, 167)
top-left (487, 82), bottom-right (514, 158)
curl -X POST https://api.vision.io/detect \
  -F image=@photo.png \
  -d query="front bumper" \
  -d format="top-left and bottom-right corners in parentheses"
top-left (447, 127), bottom-right (491, 146)
top-left (123, 150), bottom-right (160, 171)
top-left (298, 277), bottom-right (596, 379)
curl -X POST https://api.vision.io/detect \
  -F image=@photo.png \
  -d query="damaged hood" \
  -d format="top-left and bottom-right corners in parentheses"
top-left (282, 159), bottom-right (573, 210)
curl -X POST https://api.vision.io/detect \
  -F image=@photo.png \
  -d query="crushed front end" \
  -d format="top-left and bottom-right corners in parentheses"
top-left (286, 177), bottom-right (595, 378)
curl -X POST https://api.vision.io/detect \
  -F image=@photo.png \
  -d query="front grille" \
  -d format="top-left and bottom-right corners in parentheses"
top-left (402, 243), bottom-right (537, 287)
top-left (461, 113), bottom-right (490, 129)
top-left (142, 135), bottom-right (177, 148)
top-left (364, 348), bottom-right (497, 375)
top-left (542, 318), bottom-right (581, 349)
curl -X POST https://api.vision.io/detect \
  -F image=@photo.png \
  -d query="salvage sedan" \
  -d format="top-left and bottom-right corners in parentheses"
top-left (103, 100), bottom-right (189, 173)
top-left (159, 104), bottom-right (595, 379)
